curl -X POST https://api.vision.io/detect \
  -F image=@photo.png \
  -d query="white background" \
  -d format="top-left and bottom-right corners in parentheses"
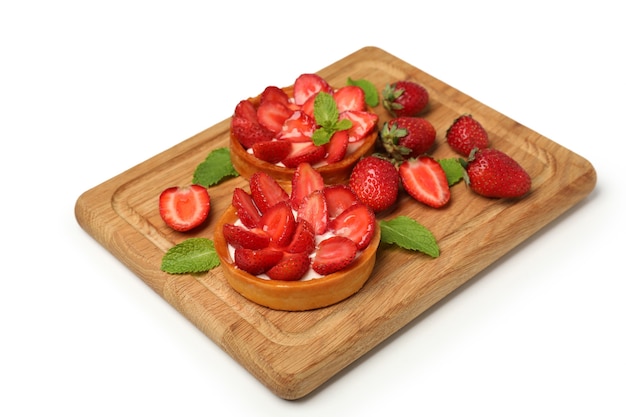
top-left (2, 1), bottom-right (624, 415)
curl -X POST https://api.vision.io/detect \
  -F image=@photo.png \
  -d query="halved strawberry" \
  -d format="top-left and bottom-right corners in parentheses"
top-left (256, 100), bottom-right (294, 134)
top-left (231, 116), bottom-right (274, 149)
top-left (159, 184), bottom-right (210, 232)
top-left (297, 189), bottom-right (328, 235)
top-left (323, 184), bottom-right (358, 220)
top-left (324, 130), bottom-right (349, 164)
top-left (327, 203), bottom-right (375, 250)
top-left (266, 252), bottom-right (311, 281)
top-left (285, 219), bottom-right (316, 254)
top-left (232, 187), bottom-right (261, 229)
top-left (339, 110), bottom-right (379, 142)
top-left (222, 223), bottom-right (270, 250)
top-left (249, 171), bottom-right (290, 213)
top-left (259, 85), bottom-right (291, 107)
top-left (251, 140), bottom-right (292, 164)
top-left (257, 201), bottom-right (296, 247)
top-left (234, 247), bottom-right (283, 275)
top-left (398, 155), bottom-right (451, 208)
top-left (290, 162), bottom-right (325, 210)
top-left (333, 85), bottom-right (366, 112)
top-left (277, 110), bottom-right (316, 143)
top-left (293, 73), bottom-right (333, 106)
top-left (311, 236), bottom-right (358, 275)
top-left (281, 143), bottom-right (326, 168)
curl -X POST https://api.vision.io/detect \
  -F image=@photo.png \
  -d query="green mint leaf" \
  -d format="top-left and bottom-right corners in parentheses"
top-left (379, 216), bottom-right (440, 258)
top-left (335, 118), bottom-right (353, 131)
top-left (312, 128), bottom-right (333, 146)
top-left (313, 91), bottom-right (339, 129)
top-left (161, 238), bottom-right (220, 274)
top-left (192, 147), bottom-right (239, 187)
top-left (438, 157), bottom-right (465, 186)
top-left (347, 77), bottom-right (379, 107)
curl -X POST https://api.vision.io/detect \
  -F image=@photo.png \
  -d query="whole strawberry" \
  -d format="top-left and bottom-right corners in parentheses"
top-left (380, 117), bottom-right (436, 161)
top-left (382, 81), bottom-right (429, 117)
top-left (446, 114), bottom-right (489, 157)
top-left (464, 148), bottom-right (531, 198)
top-left (349, 155), bottom-right (399, 213)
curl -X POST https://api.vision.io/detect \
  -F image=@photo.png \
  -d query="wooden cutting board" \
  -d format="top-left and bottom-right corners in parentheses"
top-left (75, 46), bottom-right (597, 400)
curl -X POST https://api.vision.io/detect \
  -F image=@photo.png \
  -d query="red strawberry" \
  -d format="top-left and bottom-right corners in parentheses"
top-left (251, 140), bottom-right (291, 164)
top-left (277, 110), bottom-right (316, 143)
top-left (297, 189), bottom-right (328, 235)
top-left (339, 110), bottom-right (379, 142)
top-left (232, 187), bottom-right (261, 228)
top-left (290, 162), bottom-right (325, 210)
top-left (249, 171), bottom-right (289, 213)
top-left (256, 100), bottom-right (294, 134)
top-left (266, 252), bottom-right (311, 281)
top-left (380, 117), bottom-right (436, 161)
top-left (234, 247), bottom-right (283, 275)
top-left (333, 85), bottom-right (366, 112)
top-left (159, 184), bottom-right (210, 232)
top-left (300, 93), bottom-right (317, 118)
top-left (311, 236), bottom-right (358, 275)
top-left (398, 155), bottom-right (450, 208)
top-left (259, 85), bottom-right (291, 107)
top-left (281, 143), bottom-right (326, 168)
top-left (348, 155), bottom-right (399, 213)
top-left (293, 73), bottom-right (333, 106)
top-left (464, 148), bottom-right (531, 198)
top-left (234, 99), bottom-right (258, 122)
top-left (323, 184), bottom-right (358, 219)
top-left (382, 80), bottom-right (429, 117)
top-left (285, 219), bottom-right (316, 254)
top-left (222, 223), bottom-right (270, 250)
top-left (446, 114), bottom-right (489, 157)
top-left (257, 201), bottom-right (296, 247)
top-left (327, 203), bottom-right (376, 250)
top-left (324, 130), bottom-right (349, 164)
top-left (231, 116), bottom-right (274, 149)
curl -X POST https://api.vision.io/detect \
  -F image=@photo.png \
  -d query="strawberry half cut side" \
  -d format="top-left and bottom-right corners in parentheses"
top-left (312, 236), bottom-right (358, 276)
top-left (399, 155), bottom-right (451, 208)
top-left (159, 184), bottom-right (211, 232)
top-left (327, 203), bottom-right (375, 250)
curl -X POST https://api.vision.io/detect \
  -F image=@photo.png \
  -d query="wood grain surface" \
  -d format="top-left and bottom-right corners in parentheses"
top-left (74, 46), bottom-right (597, 400)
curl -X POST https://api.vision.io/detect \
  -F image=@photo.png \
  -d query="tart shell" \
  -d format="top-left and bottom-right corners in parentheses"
top-left (214, 205), bottom-right (381, 311)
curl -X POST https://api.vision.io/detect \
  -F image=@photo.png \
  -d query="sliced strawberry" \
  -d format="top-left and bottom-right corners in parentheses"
top-left (259, 85), bottom-right (291, 107)
top-left (323, 184), bottom-right (358, 220)
top-left (324, 129), bottom-right (349, 164)
top-left (234, 247), bottom-right (283, 276)
top-left (257, 201), bottom-right (296, 247)
top-left (312, 236), bottom-right (358, 275)
top-left (233, 99), bottom-right (258, 122)
top-left (251, 140), bottom-right (292, 164)
top-left (281, 143), bottom-right (326, 168)
top-left (222, 223), bottom-right (270, 250)
top-left (398, 155), bottom-right (451, 208)
top-left (231, 116), bottom-right (274, 149)
top-left (297, 189), bottom-right (328, 235)
top-left (266, 252), bottom-right (311, 281)
top-left (333, 85), bottom-right (366, 112)
top-left (300, 93), bottom-right (317, 118)
top-left (327, 203), bottom-right (375, 250)
top-left (232, 187), bottom-right (261, 228)
top-left (249, 171), bottom-right (290, 213)
top-left (277, 110), bottom-right (317, 143)
top-left (293, 73), bottom-right (333, 106)
top-left (257, 100), bottom-right (294, 134)
top-left (285, 219), bottom-right (316, 254)
top-left (159, 184), bottom-right (210, 232)
top-left (339, 110), bottom-right (379, 142)
top-left (290, 162), bottom-right (325, 210)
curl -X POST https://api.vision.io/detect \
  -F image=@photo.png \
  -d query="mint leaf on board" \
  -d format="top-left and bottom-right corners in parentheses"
top-left (161, 238), bottom-right (220, 274)
top-left (379, 216), bottom-right (440, 258)
top-left (311, 91), bottom-right (352, 146)
top-left (193, 147), bottom-right (239, 187)
top-left (438, 157), bottom-right (466, 186)
top-left (347, 77), bottom-right (379, 107)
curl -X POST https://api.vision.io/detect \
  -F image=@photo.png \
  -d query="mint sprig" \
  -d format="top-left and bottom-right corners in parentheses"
top-left (311, 91), bottom-right (352, 146)
top-left (438, 157), bottom-right (465, 186)
top-left (161, 238), bottom-right (220, 274)
top-left (379, 216), bottom-right (440, 258)
top-left (193, 147), bottom-right (239, 187)
top-left (347, 77), bottom-right (379, 107)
